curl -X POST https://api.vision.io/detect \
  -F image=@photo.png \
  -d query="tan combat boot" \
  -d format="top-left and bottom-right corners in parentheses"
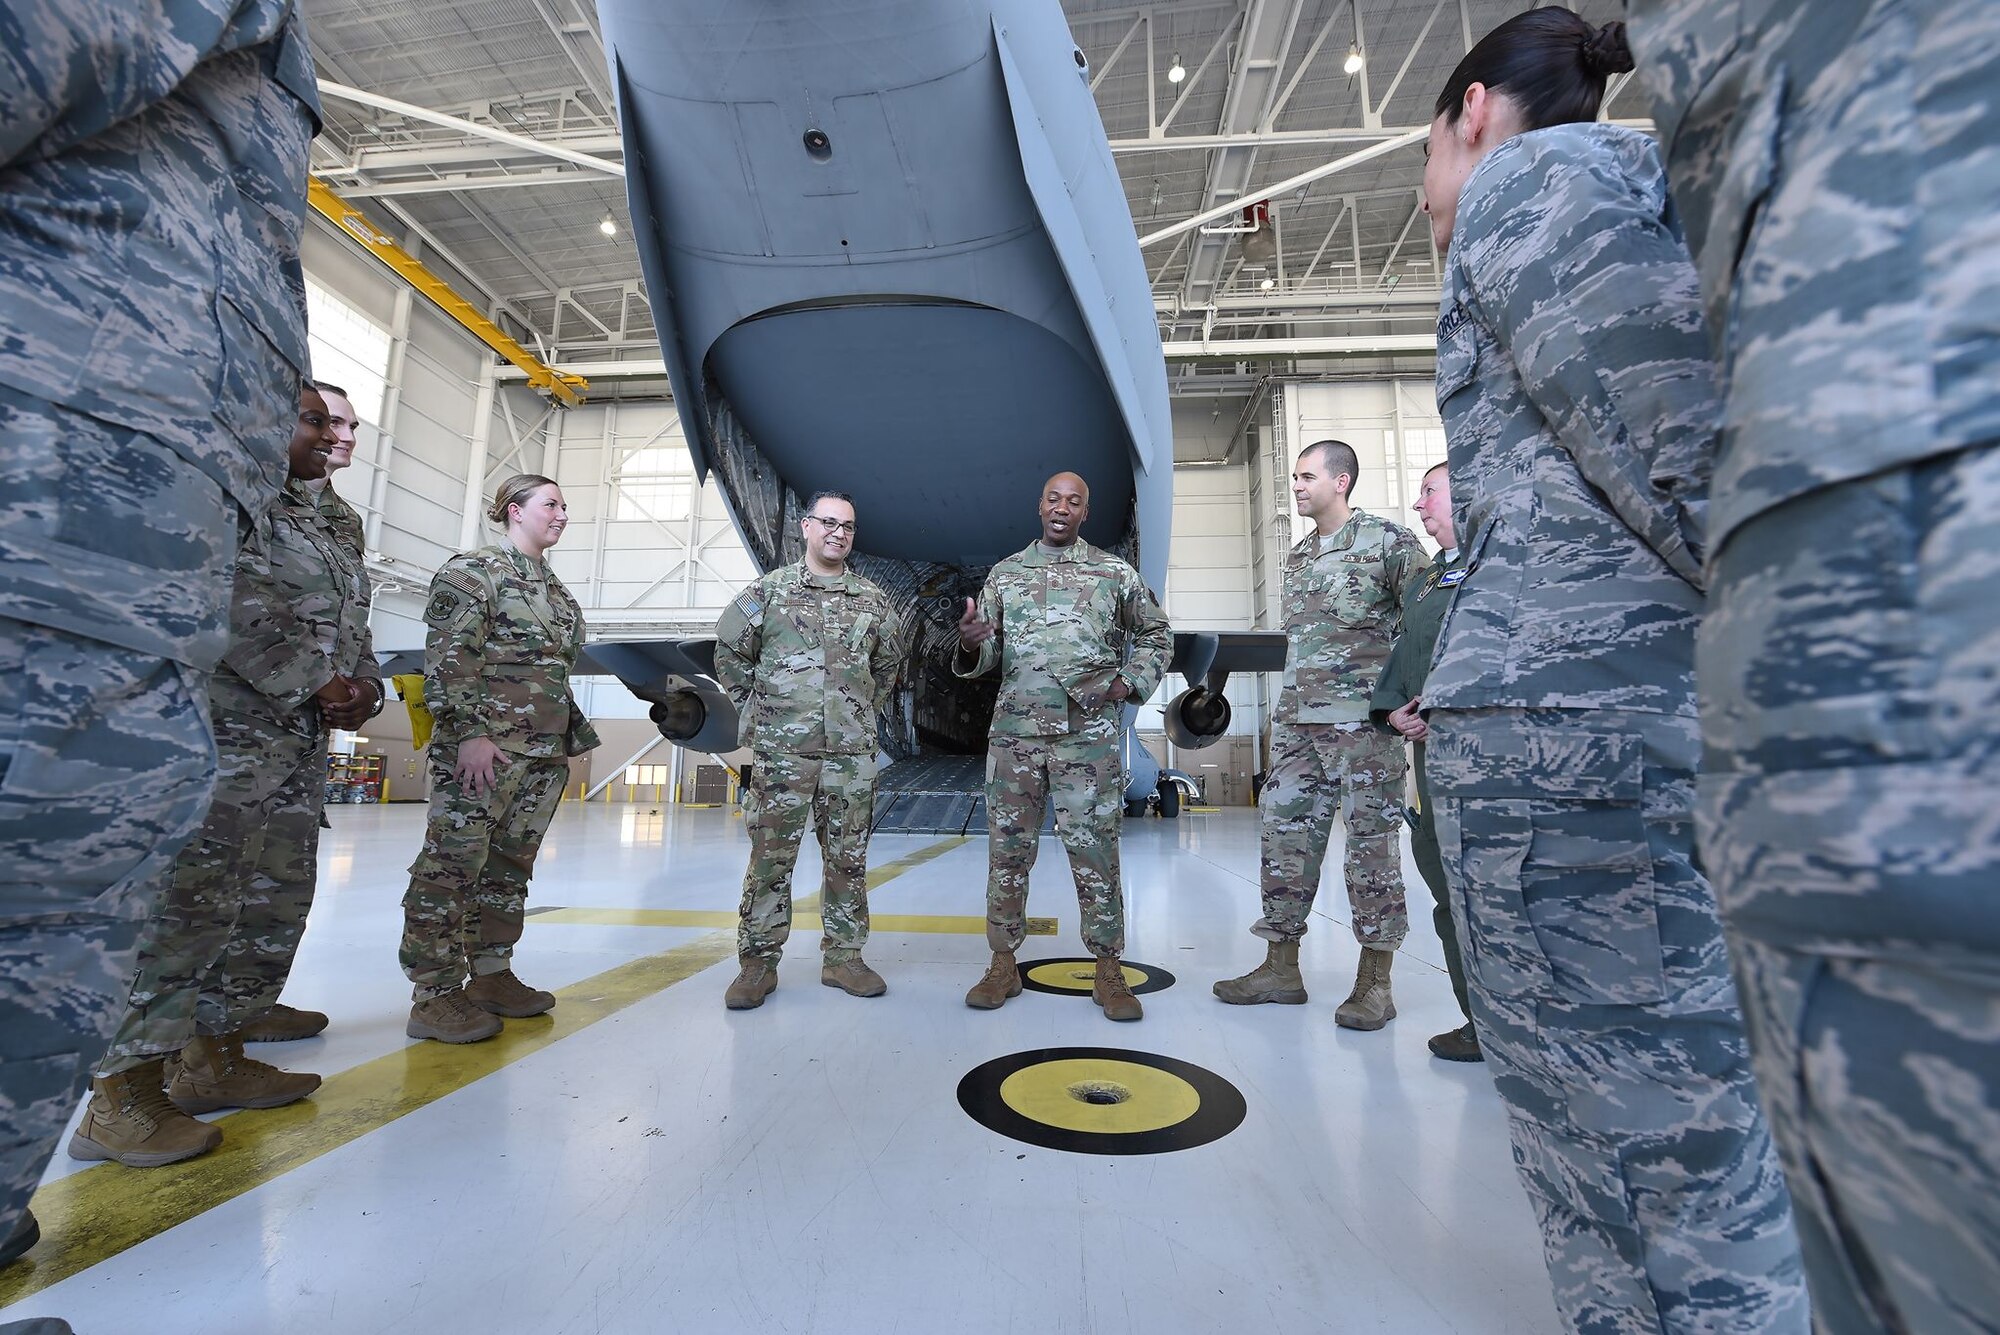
top-left (1093, 957), bottom-right (1143, 1021)
top-left (821, 957), bottom-right (887, 997)
top-left (67, 1061), bottom-right (222, 1166)
top-left (407, 990), bottom-right (504, 1043)
top-left (465, 969), bottom-right (556, 1017)
top-left (1334, 947), bottom-right (1397, 1031)
top-left (238, 1002), bottom-right (329, 1042)
top-left (1211, 940), bottom-right (1308, 1005)
top-left (964, 952), bottom-right (1021, 1010)
top-left (166, 1033), bottom-right (320, 1112)
top-left (724, 957), bottom-right (779, 1010)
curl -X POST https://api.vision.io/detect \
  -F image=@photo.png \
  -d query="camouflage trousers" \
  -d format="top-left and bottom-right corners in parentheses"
top-left (1, 385), bottom-right (241, 1237)
top-left (1254, 720), bottom-right (1409, 949)
top-left (1698, 443), bottom-right (2000, 1334)
top-left (0, 621), bottom-right (216, 1237)
top-left (1410, 741), bottom-right (1472, 1024)
top-left (100, 709), bottom-right (327, 1072)
top-left (985, 726), bottom-right (1125, 958)
top-left (402, 752), bottom-right (568, 1000)
top-left (738, 750), bottom-right (876, 964)
top-left (1428, 706), bottom-right (1807, 1335)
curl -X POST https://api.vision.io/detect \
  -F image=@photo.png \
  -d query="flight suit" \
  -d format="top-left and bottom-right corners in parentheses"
top-left (1369, 545), bottom-right (1470, 1022)
top-left (715, 563), bottom-right (904, 964)
top-left (956, 541), bottom-right (1170, 958)
top-left (1628, 4), bottom-right (2000, 1328)
top-left (1427, 123), bottom-right (1806, 1333)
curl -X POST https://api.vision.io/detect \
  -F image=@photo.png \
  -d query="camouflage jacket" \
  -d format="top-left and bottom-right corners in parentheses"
top-left (714, 562), bottom-right (905, 757)
top-left (1626, 0), bottom-right (1998, 552)
top-left (1429, 124), bottom-right (1711, 717)
top-left (955, 540), bottom-right (1171, 739)
top-left (0, 1), bottom-right (320, 517)
top-left (314, 478), bottom-right (366, 563)
top-left (1274, 510), bottom-right (1426, 726)
top-left (422, 544), bottom-right (599, 759)
top-left (212, 479), bottom-right (378, 737)
top-left (1369, 545), bottom-right (1469, 725)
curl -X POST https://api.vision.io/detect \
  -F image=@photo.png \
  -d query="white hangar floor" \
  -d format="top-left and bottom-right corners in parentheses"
top-left (3, 805), bottom-right (1558, 1335)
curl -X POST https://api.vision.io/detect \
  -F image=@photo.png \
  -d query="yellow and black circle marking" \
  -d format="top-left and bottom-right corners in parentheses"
top-left (1018, 957), bottom-right (1175, 997)
top-left (956, 1047), bottom-right (1245, 1155)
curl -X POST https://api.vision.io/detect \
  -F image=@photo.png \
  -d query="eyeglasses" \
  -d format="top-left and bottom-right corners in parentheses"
top-left (806, 515), bottom-right (857, 536)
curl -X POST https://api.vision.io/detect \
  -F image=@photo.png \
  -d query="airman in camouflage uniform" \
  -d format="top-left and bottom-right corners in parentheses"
top-left (0, 0), bottom-right (319, 1272)
top-left (235, 379), bottom-right (371, 1046)
top-left (1419, 21), bottom-right (1806, 1328)
top-left (70, 388), bottom-right (374, 1169)
top-left (402, 474), bottom-right (599, 1044)
top-left (1626, 4), bottom-right (2000, 1328)
top-left (714, 493), bottom-right (905, 1009)
top-left (956, 473), bottom-right (1170, 1021)
top-left (1369, 462), bottom-right (1477, 1061)
top-left (1214, 442), bottom-right (1424, 1032)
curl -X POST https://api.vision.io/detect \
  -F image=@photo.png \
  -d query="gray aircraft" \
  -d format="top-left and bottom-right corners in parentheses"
top-left (588, 0), bottom-right (1281, 826)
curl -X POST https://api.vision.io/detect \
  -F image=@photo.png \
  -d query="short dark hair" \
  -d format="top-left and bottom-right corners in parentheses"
top-left (1434, 8), bottom-right (1633, 131)
top-left (1302, 439), bottom-right (1360, 498)
top-left (803, 490), bottom-right (855, 517)
top-left (308, 378), bottom-right (351, 400)
top-left (1422, 460), bottom-right (1449, 483)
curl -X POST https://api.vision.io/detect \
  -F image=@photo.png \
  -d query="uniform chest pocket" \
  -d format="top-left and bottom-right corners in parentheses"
top-left (1434, 318), bottom-right (1478, 407)
top-left (1041, 576), bottom-right (1101, 624)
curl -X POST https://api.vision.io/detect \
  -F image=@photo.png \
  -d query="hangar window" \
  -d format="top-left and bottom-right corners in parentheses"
top-left (613, 445), bottom-right (694, 522)
top-left (305, 281), bottom-right (392, 422)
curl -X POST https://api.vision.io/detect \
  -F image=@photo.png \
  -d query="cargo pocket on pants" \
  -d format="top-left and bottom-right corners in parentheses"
top-left (1521, 734), bottom-right (1666, 1006)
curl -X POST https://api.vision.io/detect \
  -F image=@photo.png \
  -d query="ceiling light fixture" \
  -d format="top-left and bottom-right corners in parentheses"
top-left (1259, 276), bottom-right (1276, 291)
top-left (1344, 44), bottom-right (1365, 75)
top-left (1167, 52), bottom-right (1187, 84)
top-left (598, 216), bottom-right (618, 237)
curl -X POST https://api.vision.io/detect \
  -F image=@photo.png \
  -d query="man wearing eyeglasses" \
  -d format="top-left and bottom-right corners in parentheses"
top-left (714, 492), bottom-right (906, 1009)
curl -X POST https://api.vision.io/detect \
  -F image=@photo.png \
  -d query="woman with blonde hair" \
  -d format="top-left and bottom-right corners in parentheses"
top-left (401, 473), bottom-right (598, 1043)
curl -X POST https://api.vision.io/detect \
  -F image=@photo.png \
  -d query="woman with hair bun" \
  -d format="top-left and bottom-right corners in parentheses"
top-left (1415, 8), bottom-right (1807, 1332)
top-left (400, 473), bottom-right (599, 1043)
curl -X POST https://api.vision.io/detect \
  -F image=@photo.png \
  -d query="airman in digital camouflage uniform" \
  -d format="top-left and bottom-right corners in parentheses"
top-left (67, 386), bottom-right (379, 1170)
top-left (1368, 462), bottom-right (1477, 1061)
top-left (402, 474), bottom-right (599, 1044)
top-left (0, 0), bottom-right (319, 1280)
top-left (1626, 4), bottom-right (2000, 1328)
top-left (234, 379), bottom-right (373, 1046)
top-left (956, 473), bottom-right (1171, 1021)
top-left (1416, 12), bottom-right (1806, 1332)
top-left (1213, 441), bottom-right (1424, 1031)
top-left (714, 492), bottom-right (905, 1009)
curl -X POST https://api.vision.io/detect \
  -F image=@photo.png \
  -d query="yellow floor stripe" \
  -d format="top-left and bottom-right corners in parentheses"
top-left (0, 836), bottom-right (967, 1308)
top-left (531, 907), bottom-right (1052, 936)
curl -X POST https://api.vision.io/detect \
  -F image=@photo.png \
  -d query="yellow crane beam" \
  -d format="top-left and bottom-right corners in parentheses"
top-left (307, 178), bottom-right (587, 408)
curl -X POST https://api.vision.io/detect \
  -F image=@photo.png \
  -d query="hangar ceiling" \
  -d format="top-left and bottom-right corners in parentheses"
top-left (300, 0), bottom-right (1633, 387)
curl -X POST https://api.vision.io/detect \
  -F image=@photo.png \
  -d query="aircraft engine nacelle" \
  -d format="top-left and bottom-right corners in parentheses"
top-left (646, 687), bottom-right (739, 754)
top-left (1162, 686), bottom-right (1231, 751)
